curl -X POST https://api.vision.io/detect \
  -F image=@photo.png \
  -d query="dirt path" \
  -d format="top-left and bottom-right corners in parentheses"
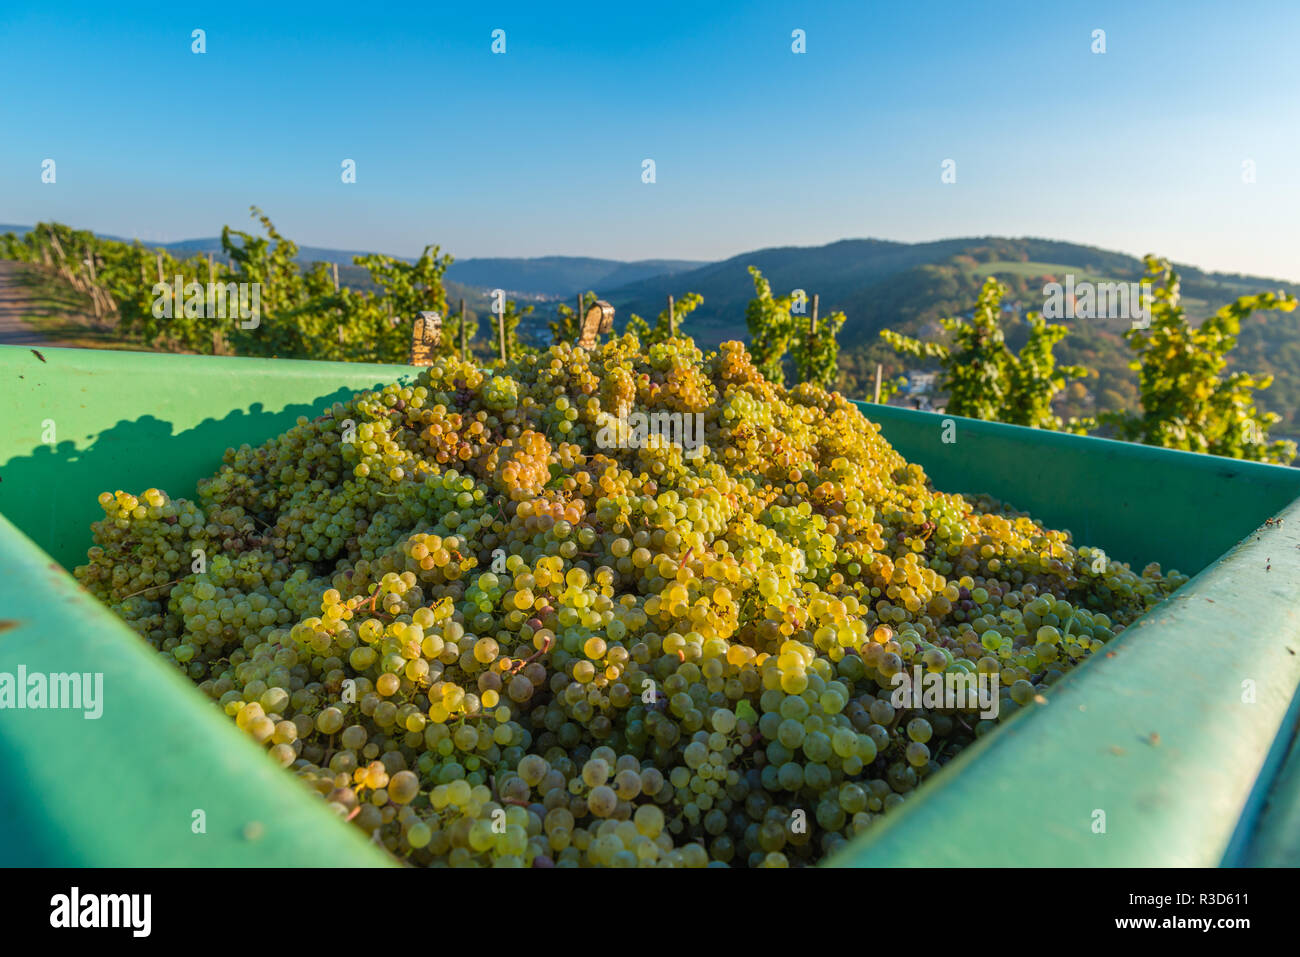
top-left (0, 260), bottom-right (62, 346)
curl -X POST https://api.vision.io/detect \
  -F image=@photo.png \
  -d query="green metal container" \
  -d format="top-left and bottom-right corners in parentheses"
top-left (2, 344), bottom-right (1298, 867)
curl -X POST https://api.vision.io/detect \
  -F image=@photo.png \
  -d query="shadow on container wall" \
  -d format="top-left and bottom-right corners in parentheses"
top-left (0, 392), bottom-right (366, 572)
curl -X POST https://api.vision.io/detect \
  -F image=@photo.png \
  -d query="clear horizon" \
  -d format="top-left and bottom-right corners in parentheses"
top-left (3, 0), bottom-right (1298, 282)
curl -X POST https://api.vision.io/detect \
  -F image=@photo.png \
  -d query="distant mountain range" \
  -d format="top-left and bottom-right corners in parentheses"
top-left (590, 235), bottom-right (1300, 441)
top-left (443, 257), bottom-right (707, 299)
top-left (600, 236), bottom-right (1299, 341)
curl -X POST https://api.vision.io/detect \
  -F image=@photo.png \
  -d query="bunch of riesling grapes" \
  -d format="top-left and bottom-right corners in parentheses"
top-left (76, 334), bottom-right (1187, 867)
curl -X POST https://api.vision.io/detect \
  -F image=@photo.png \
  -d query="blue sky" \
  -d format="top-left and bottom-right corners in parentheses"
top-left (2, 0), bottom-right (1297, 279)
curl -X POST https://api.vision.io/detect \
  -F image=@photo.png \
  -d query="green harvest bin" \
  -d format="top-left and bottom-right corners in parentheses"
top-left (2, 344), bottom-right (1299, 867)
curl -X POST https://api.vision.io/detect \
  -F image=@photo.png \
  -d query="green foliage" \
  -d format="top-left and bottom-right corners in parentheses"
top-left (1007, 312), bottom-right (1096, 434)
top-left (1230, 310), bottom-right (1300, 444)
top-left (853, 370), bottom-right (906, 404)
top-left (790, 304), bottom-right (846, 391)
top-left (549, 291), bottom-right (598, 345)
top-left (1102, 257), bottom-right (1297, 463)
top-left (624, 313), bottom-right (650, 342)
top-left (0, 211), bottom-right (472, 364)
top-left (743, 267), bottom-right (794, 385)
top-left (495, 298), bottom-right (536, 362)
top-left (879, 376), bottom-right (905, 402)
top-left (221, 207), bottom-right (335, 358)
top-left (221, 209), bottom-right (459, 363)
top-left (353, 245), bottom-right (457, 350)
top-left (627, 292), bottom-right (702, 346)
top-left (4, 221), bottom-right (238, 353)
top-left (741, 270), bottom-right (847, 391)
top-left (784, 239), bottom-right (1289, 427)
top-left (881, 276), bottom-right (1093, 431)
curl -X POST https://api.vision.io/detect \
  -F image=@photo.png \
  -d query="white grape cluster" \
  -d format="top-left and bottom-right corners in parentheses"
top-left (78, 334), bottom-right (1186, 866)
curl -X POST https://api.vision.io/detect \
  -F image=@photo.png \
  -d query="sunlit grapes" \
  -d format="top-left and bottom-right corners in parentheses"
top-left (77, 336), bottom-right (1186, 867)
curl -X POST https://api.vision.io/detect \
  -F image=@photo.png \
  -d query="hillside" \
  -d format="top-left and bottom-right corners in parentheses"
top-left (0, 225), bottom-right (494, 332)
top-left (0, 224), bottom-right (702, 315)
top-left (5, 222), bottom-right (1297, 442)
top-left (0, 225), bottom-right (383, 268)
top-left (596, 237), bottom-right (1300, 440)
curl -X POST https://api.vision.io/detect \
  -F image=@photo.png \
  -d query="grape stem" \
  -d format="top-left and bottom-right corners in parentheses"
top-left (510, 634), bottom-right (553, 674)
top-left (118, 577), bottom-right (184, 600)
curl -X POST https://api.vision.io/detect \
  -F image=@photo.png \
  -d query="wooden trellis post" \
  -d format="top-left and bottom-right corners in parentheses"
top-left (410, 312), bottom-right (442, 365)
top-left (459, 298), bottom-right (467, 360)
top-left (579, 301), bottom-right (614, 350)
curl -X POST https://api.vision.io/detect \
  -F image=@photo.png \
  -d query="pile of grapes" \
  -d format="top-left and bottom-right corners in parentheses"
top-left (76, 336), bottom-right (1185, 867)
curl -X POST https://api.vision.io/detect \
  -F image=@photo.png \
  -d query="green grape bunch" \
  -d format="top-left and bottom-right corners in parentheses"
top-left (77, 335), bottom-right (1186, 867)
